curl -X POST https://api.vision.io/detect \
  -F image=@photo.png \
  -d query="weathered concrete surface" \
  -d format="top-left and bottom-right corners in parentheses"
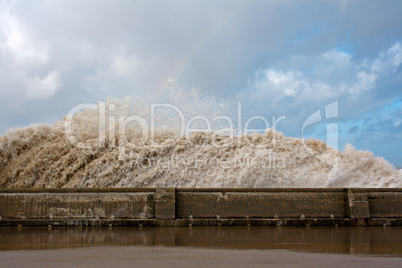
top-left (155, 188), bottom-right (175, 219)
top-left (0, 218), bottom-right (401, 227)
top-left (0, 192), bottom-right (155, 219)
top-left (0, 188), bottom-right (401, 227)
top-left (347, 190), bottom-right (370, 219)
top-left (176, 191), bottom-right (347, 219)
top-left (368, 192), bottom-right (402, 217)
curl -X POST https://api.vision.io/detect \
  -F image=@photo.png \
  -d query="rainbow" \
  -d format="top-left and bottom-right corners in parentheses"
top-left (151, 4), bottom-right (244, 103)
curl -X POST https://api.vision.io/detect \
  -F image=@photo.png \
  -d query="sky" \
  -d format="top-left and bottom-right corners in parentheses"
top-left (0, 0), bottom-right (401, 166)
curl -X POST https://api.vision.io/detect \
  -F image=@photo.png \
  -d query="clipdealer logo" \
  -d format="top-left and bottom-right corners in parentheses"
top-left (301, 101), bottom-right (339, 167)
top-left (63, 100), bottom-right (339, 167)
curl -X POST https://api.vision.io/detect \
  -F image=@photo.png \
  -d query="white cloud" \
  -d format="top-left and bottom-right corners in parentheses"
top-left (253, 70), bottom-right (309, 99)
top-left (0, 3), bottom-right (48, 63)
top-left (82, 48), bottom-right (156, 95)
top-left (318, 50), bottom-right (352, 73)
top-left (246, 43), bottom-right (400, 105)
top-left (372, 42), bottom-right (402, 72)
top-left (348, 71), bottom-right (377, 97)
top-left (0, 2), bottom-right (57, 102)
top-left (26, 71), bottom-right (61, 100)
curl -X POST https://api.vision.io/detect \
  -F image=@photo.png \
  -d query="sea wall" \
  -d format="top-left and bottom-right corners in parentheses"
top-left (0, 188), bottom-right (401, 227)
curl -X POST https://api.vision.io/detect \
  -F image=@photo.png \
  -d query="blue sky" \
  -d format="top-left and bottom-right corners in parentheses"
top-left (0, 0), bottom-right (401, 166)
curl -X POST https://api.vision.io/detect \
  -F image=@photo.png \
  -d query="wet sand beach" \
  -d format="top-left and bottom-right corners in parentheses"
top-left (0, 227), bottom-right (401, 267)
top-left (1, 246), bottom-right (402, 268)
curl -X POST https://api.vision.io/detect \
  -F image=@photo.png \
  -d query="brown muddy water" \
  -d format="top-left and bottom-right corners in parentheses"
top-left (0, 227), bottom-right (401, 267)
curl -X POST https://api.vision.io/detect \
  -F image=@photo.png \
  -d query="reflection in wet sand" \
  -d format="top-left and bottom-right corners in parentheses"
top-left (0, 226), bottom-right (401, 256)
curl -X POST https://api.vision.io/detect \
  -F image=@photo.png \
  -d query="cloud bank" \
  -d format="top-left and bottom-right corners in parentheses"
top-left (0, 0), bottom-right (401, 165)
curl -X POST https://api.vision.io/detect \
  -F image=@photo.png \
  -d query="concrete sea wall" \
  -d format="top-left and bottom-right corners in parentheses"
top-left (0, 188), bottom-right (401, 227)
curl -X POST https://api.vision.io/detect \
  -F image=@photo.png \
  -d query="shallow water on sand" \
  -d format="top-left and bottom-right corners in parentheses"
top-left (1, 227), bottom-right (401, 267)
top-left (0, 226), bottom-right (401, 255)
